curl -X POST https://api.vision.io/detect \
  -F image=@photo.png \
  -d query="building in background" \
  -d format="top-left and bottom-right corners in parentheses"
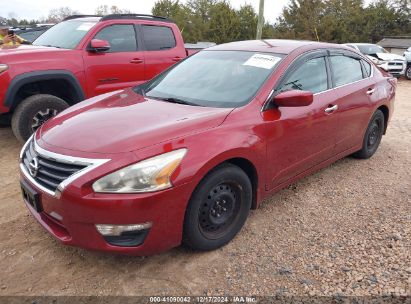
top-left (377, 36), bottom-right (411, 55)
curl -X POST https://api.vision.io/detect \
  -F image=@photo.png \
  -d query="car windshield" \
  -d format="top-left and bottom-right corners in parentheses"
top-left (357, 44), bottom-right (388, 55)
top-left (139, 50), bottom-right (284, 108)
top-left (33, 20), bottom-right (97, 49)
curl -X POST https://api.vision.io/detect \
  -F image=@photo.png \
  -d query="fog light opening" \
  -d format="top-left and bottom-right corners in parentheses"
top-left (95, 222), bottom-right (152, 236)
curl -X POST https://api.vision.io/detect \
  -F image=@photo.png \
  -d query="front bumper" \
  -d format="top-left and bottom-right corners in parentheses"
top-left (20, 174), bottom-right (194, 255)
top-left (378, 61), bottom-right (406, 76)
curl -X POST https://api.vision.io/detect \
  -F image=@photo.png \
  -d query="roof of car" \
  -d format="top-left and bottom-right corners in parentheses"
top-left (207, 39), bottom-right (340, 54)
top-left (346, 43), bottom-right (376, 46)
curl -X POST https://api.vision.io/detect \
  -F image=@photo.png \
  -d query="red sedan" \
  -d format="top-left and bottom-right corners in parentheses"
top-left (19, 40), bottom-right (396, 255)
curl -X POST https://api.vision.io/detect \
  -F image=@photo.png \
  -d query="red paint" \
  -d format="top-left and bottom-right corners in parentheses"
top-left (274, 90), bottom-right (313, 107)
top-left (21, 40), bottom-right (395, 255)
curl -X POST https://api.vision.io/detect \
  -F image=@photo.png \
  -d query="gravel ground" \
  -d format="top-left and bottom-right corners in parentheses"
top-left (0, 80), bottom-right (410, 297)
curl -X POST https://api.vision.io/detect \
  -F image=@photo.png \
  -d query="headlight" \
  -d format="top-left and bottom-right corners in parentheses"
top-left (92, 149), bottom-right (187, 193)
top-left (0, 64), bottom-right (8, 73)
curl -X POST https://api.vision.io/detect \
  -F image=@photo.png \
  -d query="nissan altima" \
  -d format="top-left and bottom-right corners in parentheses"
top-left (19, 40), bottom-right (396, 255)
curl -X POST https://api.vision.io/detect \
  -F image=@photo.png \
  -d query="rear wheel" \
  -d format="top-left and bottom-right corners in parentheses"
top-left (405, 65), bottom-right (411, 80)
top-left (183, 164), bottom-right (252, 251)
top-left (353, 110), bottom-right (385, 159)
top-left (11, 94), bottom-right (69, 143)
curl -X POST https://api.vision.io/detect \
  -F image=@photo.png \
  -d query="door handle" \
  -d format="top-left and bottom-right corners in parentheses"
top-left (366, 88), bottom-right (375, 95)
top-left (172, 56), bottom-right (182, 62)
top-left (130, 58), bottom-right (144, 64)
top-left (325, 104), bottom-right (338, 113)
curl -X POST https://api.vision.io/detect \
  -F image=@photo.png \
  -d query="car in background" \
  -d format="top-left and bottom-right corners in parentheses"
top-left (13, 26), bottom-right (53, 43)
top-left (19, 40), bottom-right (396, 255)
top-left (403, 47), bottom-right (411, 80)
top-left (345, 43), bottom-right (406, 78)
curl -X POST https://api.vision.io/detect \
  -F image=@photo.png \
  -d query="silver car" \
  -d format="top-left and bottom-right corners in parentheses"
top-left (345, 43), bottom-right (406, 78)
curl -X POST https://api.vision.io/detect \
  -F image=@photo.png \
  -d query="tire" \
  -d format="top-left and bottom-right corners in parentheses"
top-left (11, 94), bottom-right (69, 143)
top-left (405, 65), bottom-right (411, 80)
top-left (353, 110), bottom-right (385, 159)
top-left (183, 163), bottom-right (252, 251)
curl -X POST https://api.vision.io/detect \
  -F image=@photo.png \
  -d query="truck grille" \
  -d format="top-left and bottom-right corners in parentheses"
top-left (21, 140), bottom-right (87, 193)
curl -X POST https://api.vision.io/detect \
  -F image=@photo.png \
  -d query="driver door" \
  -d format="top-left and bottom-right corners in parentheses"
top-left (265, 51), bottom-right (340, 190)
top-left (83, 24), bottom-right (146, 96)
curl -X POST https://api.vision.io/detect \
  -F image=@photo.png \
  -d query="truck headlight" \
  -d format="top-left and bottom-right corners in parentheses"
top-left (0, 64), bottom-right (8, 74)
top-left (92, 149), bottom-right (187, 193)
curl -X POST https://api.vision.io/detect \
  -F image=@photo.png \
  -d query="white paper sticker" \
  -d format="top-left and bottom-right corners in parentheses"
top-left (243, 54), bottom-right (281, 69)
top-left (76, 23), bottom-right (95, 31)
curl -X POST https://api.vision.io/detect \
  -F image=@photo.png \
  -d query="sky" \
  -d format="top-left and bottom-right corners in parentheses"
top-left (0, 0), bottom-right (291, 23)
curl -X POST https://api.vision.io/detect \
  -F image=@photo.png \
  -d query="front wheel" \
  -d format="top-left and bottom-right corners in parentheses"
top-left (353, 110), bottom-right (385, 159)
top-left (405, 65), bottom-right (411, 80)
top-left (183, 164), bottom-right (252, 251)
top-left (11, 94), bottom-right (69, 143)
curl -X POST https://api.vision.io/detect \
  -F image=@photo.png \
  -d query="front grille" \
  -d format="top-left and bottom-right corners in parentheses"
top-left (22, 140), bottom-right (87, 192)
top-left (388, 62), bottom-right (404, 66)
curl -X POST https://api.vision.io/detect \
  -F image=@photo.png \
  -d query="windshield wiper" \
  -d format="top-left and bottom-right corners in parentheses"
top-left (152, 96), bottom-right (199, 106)
top-left (43, 44), bottom-right (62, 49)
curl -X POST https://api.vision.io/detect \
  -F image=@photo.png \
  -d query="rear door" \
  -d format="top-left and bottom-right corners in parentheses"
top-left (328, 51), bottom-right (376, 153)
top-left (83, 23), bottom-right (146, 96)
top-left (140, 24), bottom-right (187, 80)
top-left (266, 50), bottom-right (340, 189)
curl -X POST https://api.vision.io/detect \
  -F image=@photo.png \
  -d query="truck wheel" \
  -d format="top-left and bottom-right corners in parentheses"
top-left (11, 94), bottom-right (69, 143)
top-left (182, 164), bottom-right (252, 251)
top-left (406, 65), bottom-right (411, 80)
top-left (352, 110), bottom-right (385, 159)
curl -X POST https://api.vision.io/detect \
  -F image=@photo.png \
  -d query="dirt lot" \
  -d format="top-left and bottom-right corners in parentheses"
top-left (0, 80), bottom-right (410, 297)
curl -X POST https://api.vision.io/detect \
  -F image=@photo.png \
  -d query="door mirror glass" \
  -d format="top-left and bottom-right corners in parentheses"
top-left (89, 39), bottom-right (111, 52)
top-left (274, 90), bottom-right (313, 107)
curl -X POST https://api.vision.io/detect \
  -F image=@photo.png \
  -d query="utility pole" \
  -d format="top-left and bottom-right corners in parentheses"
top-left (256, 0), bottom-right (264, 40)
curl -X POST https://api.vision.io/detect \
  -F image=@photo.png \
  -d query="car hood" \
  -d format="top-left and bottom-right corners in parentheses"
top-left (39, 89), bottom-right (233, 154)
top-left (373, 52), bottom-right (405, 61)
top-left (0, 45), bottom-right (70, 58)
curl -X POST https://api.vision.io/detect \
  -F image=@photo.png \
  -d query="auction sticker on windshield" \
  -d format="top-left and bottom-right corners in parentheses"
top-left (243, 54), bottom-right (282, 69)
top-left (76, 23), bottom-right (95, 31)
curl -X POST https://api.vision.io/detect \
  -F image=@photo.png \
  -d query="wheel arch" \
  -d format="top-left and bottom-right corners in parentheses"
top-left (377, 105), bottom-right (389, 134)
top-left (189, 152), bottom-right (262, 210)
top-left (5, 70), bottom-right (85, 111)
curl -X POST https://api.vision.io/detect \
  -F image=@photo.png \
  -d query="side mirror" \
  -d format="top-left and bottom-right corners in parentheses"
top-left (274, 90), bottom-right (313, 107)
top-left (88, 39), bottom-right (110, 53)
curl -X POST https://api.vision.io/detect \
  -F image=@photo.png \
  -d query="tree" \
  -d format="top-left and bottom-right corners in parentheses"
top-left (95, 5), bottom-right (132, 15)
top-left (207, 1), bottom-right (241, 43)
top-left (47, 7), bottom-right (80, 23)
top-left (236, 5), bottom-right (258, 40)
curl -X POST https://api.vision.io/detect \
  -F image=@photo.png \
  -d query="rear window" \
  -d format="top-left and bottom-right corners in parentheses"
top-left (142, 25), bottom-right (176, 51)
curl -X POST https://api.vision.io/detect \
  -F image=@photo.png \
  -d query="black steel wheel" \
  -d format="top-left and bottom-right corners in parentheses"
top-left (183, 163), bottom-right (252, 251)
top-left (353, 109), bottom-right (385, 159)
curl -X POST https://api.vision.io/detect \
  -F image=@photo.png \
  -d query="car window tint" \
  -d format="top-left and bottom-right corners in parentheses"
top-left (142, 25), bottom-right (176, 51)
top-left (362, 60), bottom-right (372, 77)
top-left (280, 57), bottom-right (328, 94)
top-left (331, 55), bottom-right (363, 86)
top-left (94, 25), bottom-right (137, 52)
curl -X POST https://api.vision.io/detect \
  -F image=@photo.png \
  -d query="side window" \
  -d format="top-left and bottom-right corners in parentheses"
top-left (142, 25), bottom-right (176, 51)
top-left (279, 57), bottom-right (328, 94)
top-left (362, 60), bottom-right (372, 77)
top-left (330, 55), bottom-right (364, 86)
top-left (94, 25), bottom-right (137, 53)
